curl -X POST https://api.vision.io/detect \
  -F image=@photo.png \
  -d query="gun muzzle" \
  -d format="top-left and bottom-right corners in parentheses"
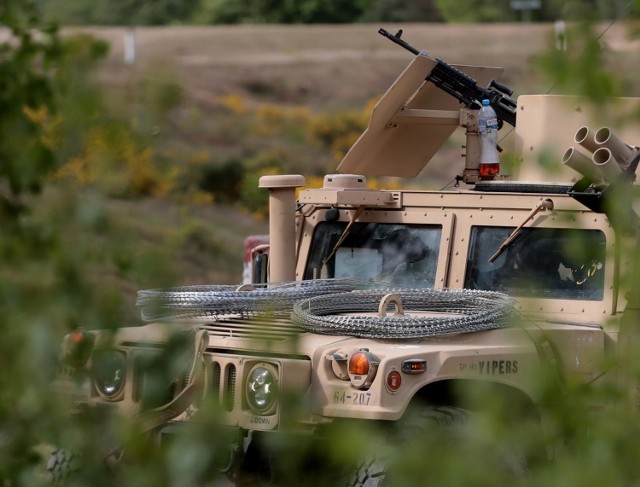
top-left (574, 126), bottom-right (599, 154)
top-left (563, 147), bottom-right (604, 185)
top-left (593, 147), bottom-right (623, 182)
top-left (594, 127), bottom-right (635, 168)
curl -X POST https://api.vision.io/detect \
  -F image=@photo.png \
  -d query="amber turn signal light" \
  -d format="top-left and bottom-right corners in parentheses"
top-left (348, 351), bottom-right (370, 376)
top-left (63, 328), bottom-right (95, 368)
top-left (348, 350), bottom-right (380, 390)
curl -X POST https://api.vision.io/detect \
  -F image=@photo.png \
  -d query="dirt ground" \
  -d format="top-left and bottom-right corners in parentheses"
top-left (70, 22), bottom-right (638, 109)
top-left (72, 23), bottom-right (548, 109)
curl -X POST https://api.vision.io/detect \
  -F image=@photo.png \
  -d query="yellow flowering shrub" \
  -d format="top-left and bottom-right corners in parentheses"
top-left (53, 124), bottom-right (174, 198)
top-left (217, 93), bottom-right (250, 115)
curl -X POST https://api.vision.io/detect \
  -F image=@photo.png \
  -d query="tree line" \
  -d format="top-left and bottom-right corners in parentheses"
top-left (37, 0), bottom-right (638, 26)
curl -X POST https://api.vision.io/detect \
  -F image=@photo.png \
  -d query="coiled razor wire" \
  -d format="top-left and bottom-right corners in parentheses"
top-left (136, 278), bottom-right (360, 322)
top-left (137, 280), bottom-right (515, 339)
top-left (291, 288), bottom-right (516, 339)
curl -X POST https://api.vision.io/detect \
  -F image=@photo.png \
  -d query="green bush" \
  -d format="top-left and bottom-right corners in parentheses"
top-left (196, 0), bottom-right (374, 24)
top-left (197, 158), bottom-right (246, 203)
top-left (41, 0), bottom-right (201, 25)
top-left (238, 151), bottom-right (285, 218)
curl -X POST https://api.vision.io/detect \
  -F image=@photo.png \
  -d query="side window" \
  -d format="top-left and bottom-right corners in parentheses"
top-left (465, 226), bottom-right (606, 301)
top-left (305, 222), bottom-right (442, 288)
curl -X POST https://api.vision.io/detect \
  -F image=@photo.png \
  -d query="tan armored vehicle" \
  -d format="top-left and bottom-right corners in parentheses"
top-left (54, 30), bottom-right (640, 485)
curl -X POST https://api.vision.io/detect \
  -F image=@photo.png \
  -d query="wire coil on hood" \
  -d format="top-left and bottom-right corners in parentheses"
top-left (136, 278), bottom-right (358, 322)
top-left (292, 288), bottom-right (516, 339)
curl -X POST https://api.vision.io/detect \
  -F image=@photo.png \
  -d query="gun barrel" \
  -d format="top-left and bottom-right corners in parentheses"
top-left (378, 28), bottom-right (420, 55)
top-left (378, 27), bottom-right (517, 127)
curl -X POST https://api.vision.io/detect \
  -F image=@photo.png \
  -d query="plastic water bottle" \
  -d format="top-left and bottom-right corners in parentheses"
top-left (478, 99), bottom-right (499, 178)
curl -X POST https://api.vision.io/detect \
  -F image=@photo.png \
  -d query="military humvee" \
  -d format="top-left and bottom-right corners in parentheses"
top-left (54, 30), bottom-right (640, 485)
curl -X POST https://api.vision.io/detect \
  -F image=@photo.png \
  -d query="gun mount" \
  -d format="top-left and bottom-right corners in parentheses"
top-left (379, 28), bottom-right (517, 128)
top-left (336, 50), bottom-right (506, 182)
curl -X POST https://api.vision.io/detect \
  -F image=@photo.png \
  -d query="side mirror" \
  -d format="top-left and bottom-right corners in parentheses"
top-left (251, 243), bottom-right (270, 285)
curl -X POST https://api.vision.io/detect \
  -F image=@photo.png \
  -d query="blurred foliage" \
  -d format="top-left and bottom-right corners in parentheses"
top-left (38, 0), bottom-right (640, 25)
top-left (0, 2), bottom-right (253, 483)
top-left (530, 13), bottom-right (640, 487)
top-left (1, 1), bottom-right (60, 214)
top-left (433, 0), bottom-right (639, 22)
top-left (39, 0), bottom-right (201, 26)
top-left (0, 1), bottom-right (129, 483)
top-left (360, 0), bottom-right (444, 22)
top-left (3, 0), bottom-right (640, 486)
top-left (195, 0), bottom-right (373, 24)
top-left (537, 21), bottom-right (620, 103)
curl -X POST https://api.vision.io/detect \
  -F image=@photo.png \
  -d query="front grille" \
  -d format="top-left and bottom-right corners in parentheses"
top-left (132, 350), bottom-right (193, 409)
top-left (209, 360), bottom-right (238, 412)
top-left (133, 357), bottom-right (144, 403)
top-left (201, 314), bottom-right (302, 341)
top-left (132, 360), bottom-right (180, 410)
top-left (211, 361), bottom-right (221, 394)
top-left (225, 365), bottom-right (236, 412)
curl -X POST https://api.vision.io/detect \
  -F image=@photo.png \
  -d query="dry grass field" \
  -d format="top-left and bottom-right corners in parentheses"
top-left (78, 22), bottom-right (638, 108)
top-left (81, 23), bottom-right (552, 109)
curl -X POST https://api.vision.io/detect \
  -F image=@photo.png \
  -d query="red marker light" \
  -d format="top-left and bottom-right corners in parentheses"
top-left (401, 359), bottom-right (427, 374)
top-left (479, 162), bottom-right (500, 179)
top-left (386, 370), bottom-right (402, 392)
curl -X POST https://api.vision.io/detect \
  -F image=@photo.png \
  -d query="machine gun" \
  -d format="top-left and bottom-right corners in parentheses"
top-left (379, 28), bottom-right (518, 128)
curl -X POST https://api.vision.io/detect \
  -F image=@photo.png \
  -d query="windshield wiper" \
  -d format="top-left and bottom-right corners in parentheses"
top-left (322, 206), bottom-right (366, 267)
top-left (488, 199), bottom-right (554, 263)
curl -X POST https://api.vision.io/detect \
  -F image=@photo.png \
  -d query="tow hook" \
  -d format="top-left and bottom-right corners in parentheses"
top-left (219, 434), bottom-right (244, 480)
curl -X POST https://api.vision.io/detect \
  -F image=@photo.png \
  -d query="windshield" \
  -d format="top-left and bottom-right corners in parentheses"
top-left (465, 226), bottom-right (606, 301)
top-left (305, 222), bottom-right (442, 287)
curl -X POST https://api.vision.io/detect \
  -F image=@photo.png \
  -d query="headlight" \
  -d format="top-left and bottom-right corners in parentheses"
top-left (246, 364), bottom-right (278, 414)
top-left (92, 350), bottom-right (127, 400)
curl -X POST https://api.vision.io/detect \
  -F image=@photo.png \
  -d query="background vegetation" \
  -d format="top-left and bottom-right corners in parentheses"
top-left (37, 0), bottom-right (640, 25)
top-left (3, 0), bottom-right (640, 484)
